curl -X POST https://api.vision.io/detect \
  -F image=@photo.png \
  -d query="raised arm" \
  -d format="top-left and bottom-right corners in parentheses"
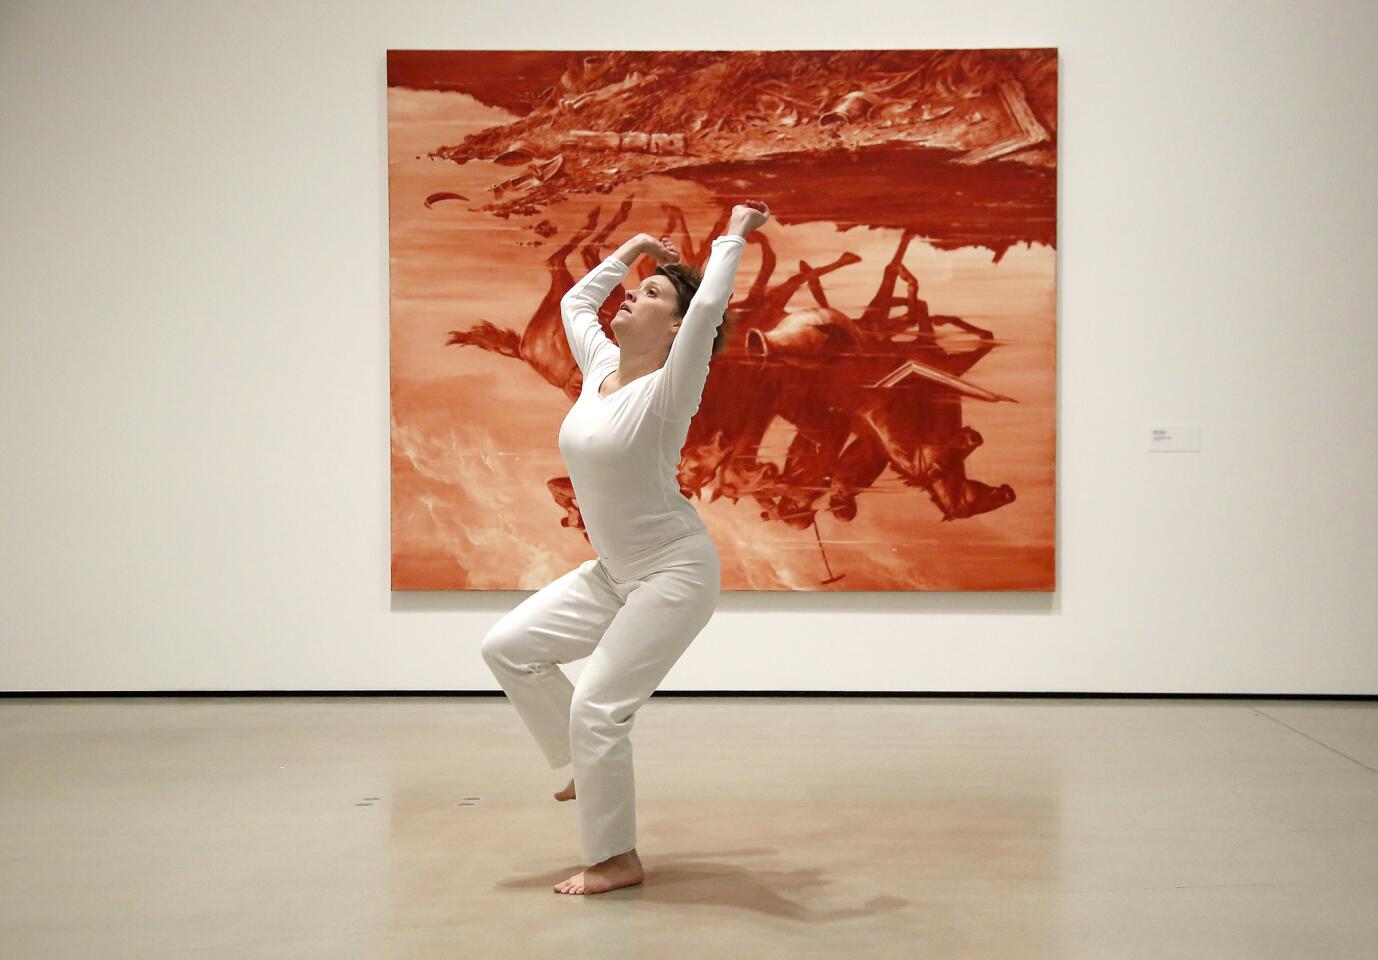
top-left (648, 233), bottom-right (747, 420)
top-left (559, 256), bottom-right (628, 374)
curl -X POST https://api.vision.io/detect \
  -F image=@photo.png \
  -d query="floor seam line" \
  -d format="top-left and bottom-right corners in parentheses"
top-left (1251, 706), bottom-right (1378, 777)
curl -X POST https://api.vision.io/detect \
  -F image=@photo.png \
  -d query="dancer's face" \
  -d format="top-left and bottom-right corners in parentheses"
top-left (611, 275), bottom-right (680, 353)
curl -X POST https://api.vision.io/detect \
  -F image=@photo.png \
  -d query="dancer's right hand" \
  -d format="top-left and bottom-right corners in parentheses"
top-left (729, 200), bottom-right (771, 235)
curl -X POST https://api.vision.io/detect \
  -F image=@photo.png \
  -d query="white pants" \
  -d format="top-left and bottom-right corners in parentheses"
top-left (480, 528), bottom-right (721, 864)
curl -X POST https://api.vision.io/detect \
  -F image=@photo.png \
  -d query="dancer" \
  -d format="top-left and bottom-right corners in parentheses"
top-left (482, 200), bottom-right (772, 895)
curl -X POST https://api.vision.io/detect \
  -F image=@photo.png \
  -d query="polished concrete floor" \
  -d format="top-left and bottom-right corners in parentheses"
top-left (1, 696), bottom-right (1375, 958)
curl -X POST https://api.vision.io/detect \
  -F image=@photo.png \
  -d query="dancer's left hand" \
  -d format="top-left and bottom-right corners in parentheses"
top-left (641, 233), bottom-right (682, 265)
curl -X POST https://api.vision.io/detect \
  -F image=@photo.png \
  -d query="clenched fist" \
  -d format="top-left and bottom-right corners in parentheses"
top-left (631, 230), bottom-right (680, 264)
top-left (729, 199), bottom-right (771, 236)
top-left (639, 233), bottom-right (682, 265)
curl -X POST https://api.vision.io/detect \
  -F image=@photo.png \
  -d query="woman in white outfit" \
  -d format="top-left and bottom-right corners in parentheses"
top-left (482, 200), bottom-right (772, 895)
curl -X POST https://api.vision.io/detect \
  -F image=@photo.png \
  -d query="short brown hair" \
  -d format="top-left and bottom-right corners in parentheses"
top-left (654, 262), bottom-right (737, 358)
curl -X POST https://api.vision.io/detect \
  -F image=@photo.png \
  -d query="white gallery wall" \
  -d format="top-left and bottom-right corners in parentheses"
top-left (2, 0), bottom-right (1375, 694)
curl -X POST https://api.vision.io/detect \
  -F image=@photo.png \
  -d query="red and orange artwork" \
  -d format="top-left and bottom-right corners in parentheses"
top-left (388, 49), bottom-right (1057, 591)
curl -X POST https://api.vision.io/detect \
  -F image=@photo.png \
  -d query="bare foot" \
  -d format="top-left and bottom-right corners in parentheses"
top-left (553, 777), bottom-right (575, 801)
top-left (553, 848), bottom-right (644, 895)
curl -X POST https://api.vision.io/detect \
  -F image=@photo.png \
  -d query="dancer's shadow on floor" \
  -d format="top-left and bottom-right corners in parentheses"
top-left (499, 846), bottom-right (911, 920)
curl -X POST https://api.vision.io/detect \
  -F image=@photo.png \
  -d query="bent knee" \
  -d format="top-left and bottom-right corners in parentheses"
top-left (480, 621), bottom-right (522, 663)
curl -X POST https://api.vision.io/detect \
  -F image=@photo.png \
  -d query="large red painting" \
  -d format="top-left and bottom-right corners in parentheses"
top-left (388, 49), bottom-right (1058, 591)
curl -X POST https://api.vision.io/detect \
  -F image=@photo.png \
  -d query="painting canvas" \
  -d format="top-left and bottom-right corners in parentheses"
top-left (387, 49), bottom-right (1058, 591)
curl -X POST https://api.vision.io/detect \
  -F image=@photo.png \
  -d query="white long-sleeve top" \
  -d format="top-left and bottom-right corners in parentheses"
top-left (557, 234), bottom-right (747, 561)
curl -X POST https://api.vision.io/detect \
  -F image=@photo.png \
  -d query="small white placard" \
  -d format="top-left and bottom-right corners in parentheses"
top-left (1148, 425), bottom-right (1202, 452)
